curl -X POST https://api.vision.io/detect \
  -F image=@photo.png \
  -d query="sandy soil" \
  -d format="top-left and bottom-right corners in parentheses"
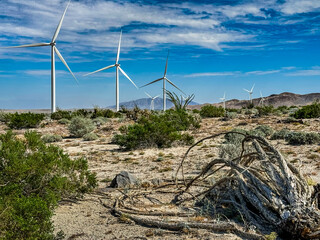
top-left (1, 114), bottom-right (319, 239)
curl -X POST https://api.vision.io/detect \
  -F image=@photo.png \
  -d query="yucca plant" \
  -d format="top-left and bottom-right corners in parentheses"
top-left (166, 90), bottom-right (194, 111)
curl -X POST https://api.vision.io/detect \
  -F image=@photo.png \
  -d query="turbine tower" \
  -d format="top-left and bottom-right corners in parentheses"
top-left (243, 84), bottom-right (255, 103)
top-left (259, 91), bottom-right (266, 106)
top-left (220, 92), bottom-right (226, 110)
top-left (145, 92), bottom-right (159, 111)
top-left (141, 51), bottom-right (184, 111)
top-left (4, 0), bottom-right (78, 113)
top-left (84, 31), bottom-right (138, 112)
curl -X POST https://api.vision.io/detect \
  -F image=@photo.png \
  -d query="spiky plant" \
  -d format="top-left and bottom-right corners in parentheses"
top-left (166, 90), bottom-right (194, 111)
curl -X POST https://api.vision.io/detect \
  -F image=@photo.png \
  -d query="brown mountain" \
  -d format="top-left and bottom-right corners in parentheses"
top-left (189, 92), bottom-right (320, 110)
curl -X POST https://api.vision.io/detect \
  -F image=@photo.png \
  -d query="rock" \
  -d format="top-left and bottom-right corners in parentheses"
top-left (109, 171), bottom-right (138, 188)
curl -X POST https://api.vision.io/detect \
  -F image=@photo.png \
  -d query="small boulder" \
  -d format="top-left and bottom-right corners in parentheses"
top-left (109, 171), bottom-right (138, 188)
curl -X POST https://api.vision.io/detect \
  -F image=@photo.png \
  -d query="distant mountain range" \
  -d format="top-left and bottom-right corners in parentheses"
top-left (109, 98), bottom-right (199, 110)
top-left (189, 92), bottom-right (320, 110)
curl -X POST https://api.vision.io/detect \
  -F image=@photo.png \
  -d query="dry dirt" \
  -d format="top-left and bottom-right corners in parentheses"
top-left (1, 114), bottom-right (320, 240)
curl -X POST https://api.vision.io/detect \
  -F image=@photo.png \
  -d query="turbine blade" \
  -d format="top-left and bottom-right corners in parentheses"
top-left (119, 66), bottom-right (138, 89)
top-left (145, 92), bottom-right (152, 98)
top-left (3, 43), bottom-right (50, 48)
top-left (83, 64), bottom-right (115, 76)
top-left (243, 88), bottom-right (250, 93)
top-left (251, 84), bottom-right (255, 92)
top-left (54, 46), bottom-right (78, 84)
top-left (164, 50), bottom-right (169, 77)
top-left (154, 95), bottom-right (160, 99)
top-left (260, 91), bottom-right (263, 97)
top-left (116, 30), bottom-right (122, 64)
top-left (140, 78), bottom-right (163, 88)
top-left (52, 0), bottom-right (71, 43)
top-left (165, 78), bottom-right (185, 95)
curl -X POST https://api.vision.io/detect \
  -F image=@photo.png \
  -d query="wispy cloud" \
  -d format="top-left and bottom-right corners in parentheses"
top-left (246, 70), bottom-right (281, 75)
top-left (286, 68), bottom-right (320, 76)
top-left (184, 72), bottom-right (239, 78)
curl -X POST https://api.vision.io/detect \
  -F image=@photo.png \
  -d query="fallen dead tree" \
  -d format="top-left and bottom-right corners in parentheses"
top-left (174, 132), bottom-right (320, 239)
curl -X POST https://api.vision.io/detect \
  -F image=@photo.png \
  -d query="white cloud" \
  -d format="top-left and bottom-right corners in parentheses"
top-left (280, 0), bottom-right (320, 15)
top-left (246, 70), bottom-right (281, 75)
top-left (184, 72), bottom-right (239, 77)
top-left (286, 69), bottom-right (320, 76)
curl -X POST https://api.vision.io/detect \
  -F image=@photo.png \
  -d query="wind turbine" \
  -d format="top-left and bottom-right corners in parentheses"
top-left (140, 51), bottom-right (184, 111)
top-left (259, 91), bottom-right (266, 106)
top-left (84, 31), bottom-right (138, 112)
top-left (243, 84), bottom-right (255, 103)
top-left (4, 0), bottom-right (78, 113)
top-left (220, 92), bottom-right (226, 110)
top-left (145, 92), bottom-right (159, 111)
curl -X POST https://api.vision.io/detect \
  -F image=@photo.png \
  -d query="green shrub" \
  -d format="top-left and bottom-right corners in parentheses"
top-left (83, 132), bottom-right (99, 141)
top-left (166, 90), bottom-right (195, 111)
top-left (271, 128), bottom-right (291, 140)
top-left (92, 117), bottom-right (107, 126)
top-left (51, 110), bottom-right (72, 120)
top-left (254, 125), bottom-right (274, 137)
top-left (292, 102), bottom-right (320, 119)
top-left (72, 109), bottom-right (91, 118)
top-left (256, 105), bottom-right (275, 116)
top-left (276, 106), bottom-right (289, 114)
top-left (0, 112), bottom-right (11, 123)
top-left (224, 128), bottom-right (247, 145)
top-left (0, 131), bottom-right (96, 239)
top-left (224, 111), bottom-right (237, 120)
top-left (58, 118), bottom-right (71, 125)
top-left (286, 131), bottom-right (320, 145)
top-left (7, 112), bottom-right (45, 129)
top-left (91, 107), bottom-right (119, 119)
top-left (41, 134), bottom-right (63, 143)
top-left (68, 117), bottom-right (95, 137)
top-left (192, 109), bottom-right (200, 114)
top-left (200, 105), bottom-right (225, 118)
top-left (113, 110), bottom-right (199, 150)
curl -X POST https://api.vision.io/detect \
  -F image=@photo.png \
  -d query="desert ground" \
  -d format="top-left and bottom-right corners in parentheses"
top-left (1, 114), bottom-right (319, 240)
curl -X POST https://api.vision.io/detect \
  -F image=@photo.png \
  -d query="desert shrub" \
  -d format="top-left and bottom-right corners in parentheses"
top-left (224, 128), bottom-right (248, 145)
top-left (256, 105), bottom-right (275, 116)
top-left (219, 143), bottom-right (240, 160)
top-left (292, 102), bottom-right (320, 119)
top-left (254, 125), bottom-right (274, 137)
top-left (286, 132), bottom-right (320, 145)
top-left (125, 106), bottom-right (150, 121)
top-left (51, 109), bottom-right (72, 120)
top-left (200, 105), bottom-right (225, 118)
top-left (226, 108), bottom-right (239, 113)
top-left (7, 112), bottom-right (45, 129)
top-left (0, 112), bottom-right (11, 123)
top-left (41, 134), bottom-right (63, 143)
top-left (0, 131), bottom-right (96, 239)
top-left (276, 106), bottom-right (289, 114)
top-left (91, 107), bottom-right (119, 119)
top-left (192, 109), bottom-right (200, 114)
top-left (166, 90), bottom-right (195, 111)
top-left (270, 128), bottom-right (291, 140)
top-left (72, 109), bottom-right (91, 118)
top-left (58, 118), bottom-right (71, 125)
top-left (92, 117), bottom-right (107, 126)
top-left (68, 117), bottom-right (95, 137)
top-left (83, 132), bottom-right (99, 141)
top-left (113, 110), bottom-right (199, 150)
top-left (224, 111), bottom-right (237, 120)
top-left (243, 108), bottom-right (259, 115)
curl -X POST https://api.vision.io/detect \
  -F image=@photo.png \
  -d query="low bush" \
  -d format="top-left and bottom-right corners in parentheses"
top-left (0, 112), bottom-right (11, 123)
top-left (68, 117), bottom-right (95, 137)
top-left (113, 110), bottom-right (199, 150)
top-left (51, 109), bottom-right (72, 120)
top-left (270, 128), bottom-right (291, 140)
top-left (200, 105), bottom-right (225, 118)
top-left (256, 105), bottom-right (275, 116)
top-left (91, 107), bottom-right (120, 119)
top-left (286, 132), bottom-right (320, 145)
top-left (41, 134), bottom-right (63, 143)
top-left (254, 125), bottom-right (274, 137)
top-left (92, 117), bottom-right (107, 126)
top-left (292, 101), bottom-right (320, 119)
top-left (125, 106), bottom-right (150, 121)
top-left (7, 112), bottom-right (45, 129)
top-left (72, 109), bottom-right (91, 118)
top-left (58, 118), bottom-right (71, 125)
top-left (83, 132), bottom-right (99, 141)
top-left (0, 131), bottom-right (96, 239)
top-left (223, 111), bottom-right (237, 120)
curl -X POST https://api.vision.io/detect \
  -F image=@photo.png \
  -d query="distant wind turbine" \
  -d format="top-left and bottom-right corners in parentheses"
top-left (145, 92), bottom-right (159, 111)
top-left (140, 51), bottom-right (184, 111)
top-left (84, 31), bottom-right (138, 112)
top-left (220, 92), bottom-right (226, 110)
top-left (4, 0), bottom-right (78, 113)
top-left (259, 91), bottom-right (266, 106)
top-left (243, 84), bottom-right (255, 103)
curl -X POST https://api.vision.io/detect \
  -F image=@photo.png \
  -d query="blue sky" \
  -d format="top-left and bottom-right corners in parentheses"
top-left (0, 0), bottom-right (319, 109)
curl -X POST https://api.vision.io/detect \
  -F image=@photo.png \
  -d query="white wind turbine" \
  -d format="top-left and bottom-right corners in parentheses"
top-left (243, 84), bottom-right (255, 103)
top-left (145, 92), bottom-right (159, 111)
top-left (84, 31), bottom-right (138, 112)
top-left (220, 92), bottom-right (226, 110)
top-left (259, 91), bottom-right (266, 106)
top-left (141, 51), bottom-right (184, 111)
top-left (4, 0), bottom-right (78, 113)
